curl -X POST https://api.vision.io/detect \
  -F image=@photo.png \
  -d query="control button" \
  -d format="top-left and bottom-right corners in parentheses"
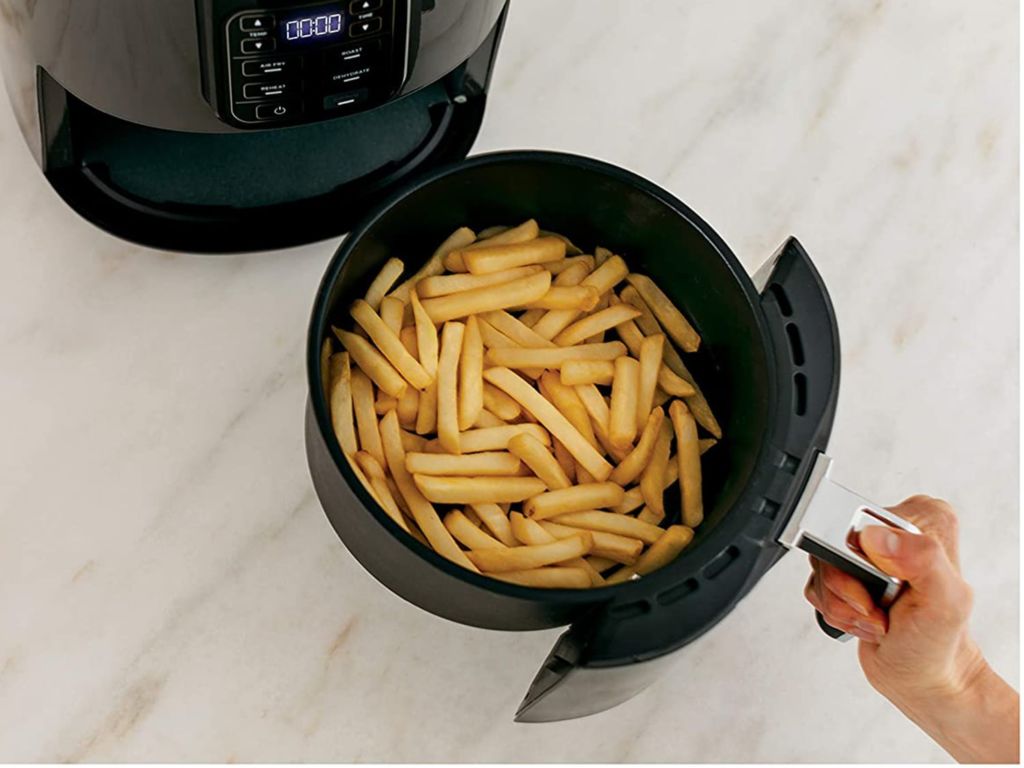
top-left (242, 57), bottom-right (300, 78)
top-left (350, 0), bottom-right (382, 12)
top-left (348, 17), bottom-right (382, 37)
top-left (327, 66), bottom-right (373, 88)
top-left (255, 102), bottom-right (300, 121)
top-left (334, 39), bottom-right (381, 63)
top-left (242, 81), bottom-right (295, 100)
top-left (324, 89), bottom-right (369, 110)
top-left (239, 14), bottom-right (275, 32)
top-left (241, 37), bottom-right (276, 55)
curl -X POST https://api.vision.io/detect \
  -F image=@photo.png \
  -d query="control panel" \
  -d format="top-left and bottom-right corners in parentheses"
top-left (222, 0), bottom-right (409, 128)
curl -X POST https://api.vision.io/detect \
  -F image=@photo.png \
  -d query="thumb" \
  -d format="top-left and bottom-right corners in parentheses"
top-left (859, 525), bottom-right (955, 594)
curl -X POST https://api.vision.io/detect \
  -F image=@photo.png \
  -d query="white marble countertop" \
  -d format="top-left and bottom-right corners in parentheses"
top-left (0, 0), bottom-right (1017, 762)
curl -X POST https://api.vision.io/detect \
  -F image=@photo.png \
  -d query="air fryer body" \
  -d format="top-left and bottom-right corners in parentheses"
top-left (0, 0), bottom-right (509, 251)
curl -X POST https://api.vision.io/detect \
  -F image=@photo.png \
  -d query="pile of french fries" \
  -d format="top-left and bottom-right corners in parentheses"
top-left (322, 219), bottom-right (722, 588)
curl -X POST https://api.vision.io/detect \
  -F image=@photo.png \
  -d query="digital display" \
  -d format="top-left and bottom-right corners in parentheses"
top-left (282, 8), bottom-right (345, 43)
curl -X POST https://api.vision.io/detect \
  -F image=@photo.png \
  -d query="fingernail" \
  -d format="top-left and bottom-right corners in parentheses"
top-left (861, 525), bottom-right (900, 556)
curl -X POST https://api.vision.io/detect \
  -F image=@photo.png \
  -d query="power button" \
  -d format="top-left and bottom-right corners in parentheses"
top-left (256, 102), bottom-right (299, 121)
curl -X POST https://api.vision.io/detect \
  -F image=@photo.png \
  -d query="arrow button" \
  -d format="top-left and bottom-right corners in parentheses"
top-left (350, 0), bottom-right (382, 11)
top-left (239, 14), bottom-right (275, 32)
top-left (241, 37), bottom-right (276, 55)
top-left (348, 16), bottom-right (382, 37)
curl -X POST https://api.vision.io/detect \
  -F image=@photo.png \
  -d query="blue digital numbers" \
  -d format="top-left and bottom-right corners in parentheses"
top-left (283, 10), bottom-right (344, 42)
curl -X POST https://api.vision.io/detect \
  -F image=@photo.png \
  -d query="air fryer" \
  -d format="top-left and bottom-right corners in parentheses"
top-left (0, 0), bottom-right (509, 252)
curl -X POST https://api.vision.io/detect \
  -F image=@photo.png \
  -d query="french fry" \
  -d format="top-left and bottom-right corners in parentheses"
top-left (378, 296), bottom-right (406, 335)
top-left (531, 255), bottom-right (629, 340)
top-left (350, 368), bottom-right (385, 466)
top-left (575, 464), bottom-right (595, 483)
top-left (594, 246), bottom-right (613, 266)
top-left (526, 285), bottom-right (600, 311)
top-left (480, 310), bottom-right (557, 348)
top-left (374, 392), bottom-right (398, 415)
top-left (574, 383), bottom-right (611, 433)
top-left (415, 379), bottom-right (438, 436)
top-left (626, 273), bottom-right (701, 352)
top-left (658, 365), bottom-right (697, 398)
top-left (606, 525), bottom-right (694, 584)
top-left (390, 227), bottom-right (475, 301)
top-left (471, 502), bottom-right (518, 547)
top-left (537, 372), bottom-right (600, 451)
top-left (586, 556), bottom-right (619, 573)
top-left (444, 509), bottom-right (506, 550)
top-left (484, 367), bottom-right (614, 481)
top-left (485, 341), bottom-right (627, 370)
top-left (552, 438), bottom-right (577, 484)
top-left (333, 328), bottom-right (408, 398)
top-left (524, 482), bottom-right (625, 521)
top-left (553, 304), bottom-right (641, 346)
top-left (399, 325), bottom-right (419, 357)
top-left (320, 338), bottom-right (333, 402)
top-left (405, 451), bottom-right (521, 476)
top-left (609, 407), bottom-right (665, 486)
top-left (474, 409), bottom-right (506, 428)
top-left (476, 316), bottom-right (518, 350)
top-left (379, 411), bottom-right (477, 570)
top-left (550, 510), bottom-right (665, 545)
top-left (329, 352), bottom-right (358, 456)
top-left (416, 265), bottom-right (543, 298)
top-left (637, 334), bottom-right (663, 423)
top-left (699, 437), bottom-right (718, 455)
top-left (364, 258), bottom-right (405, 310)
top-left (397, 385), bottom-right (419, 429)
top-left (409, 290), bottom-right (439, 379)
top-left (414, 474), bottom-right (549, 504)
top-left (490, 567), bottom-right (591, 589)
top-left (544, 254), bottom-right (594, 275)
top-left (636, 506), bottom-right (666, 526)
top-left (436, 321), bottom-right (464, 454)
top-left (349, 300), bottom-right (432, 390)
top-left (615, 317), bottom-right (695, 397)
top-left (609, 356), bottom-right (640, 450)
top-left (670, 399), bottom-right (703, 527)
top-left (444, 424), bottom-right (551, 453)
top-left (420, 270), bottom-right (552, 324)
top-left (458, 316), bottom-right (484, 430)
top-left (462, 506), bottom-right (483, 526)
top-left (509, 512), bottom-right (604, 585)
top-left (537, 229), bottom-right (584, 256)
top-left (466, 532), bottom-right (592, 572)
top-left (348, 455), bottom-right (381, 505)
top-left (539, 520), bottom-right (642, 565)
top-left (560, 359), bottom-right (615, 386)
top-left (443, 250), bottom-right (469, 272)
top-left (355, 450), bottom-right (410, 532)
top-left (459, 237), bottom-right (566, 275)
top-left (508, 433), bottom-right (572, 490)
top-left (399, 428), bottom-right (427, 453)
top-left (465, 219), bottom-right (539, 250)
top-left (517, 309), bottom-right (545, 328)
top-left (482, 382), bottom-right (522, 421)
top-left (640, 418), bottom-right (673, 515)
top-left (476, 225), bottom-right (510, 240)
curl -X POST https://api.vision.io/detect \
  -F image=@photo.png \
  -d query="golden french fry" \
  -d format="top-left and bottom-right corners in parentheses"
top-left (640, 418), bottom-right (673, 515)
top-left (537, 372), bottom-right (600, 451)
top-left (490, 567), bottom-right (591, 588)
top-left (606, 525), bottom-right (694, 584)
top-left (364, 258), bottom-right (405, 310)
top-left (526, 285), bottom-right (600, 311)
top-left (551, 438), bottom-right (577, 484)
top-left (483, 367), bottom-right (614, 481)
top-left (320, 338), bottom-right (333, 403)
top-left (347, 454), bottom-right (381, 505)
top-left (485, 341), bottom-right (627, 370)
top-left (539, 520), bottom-right (642, 565)
top-left (355, 450), bottom-right (410, 532)
top-left (409, 290), bottom-right (438, 379)
top-left (471, 502), bottom-right (518, 547)
top-left (625, 273), bottom-right (701, 352)
top-left (457, 316), bottom-right (484, 430)
top-left (636, 506), bottom-right (666, 526)
top-left (413, 474), bottom-right (549, 504)
top-left (459, 237), bottom-right (566, 275)
top-left (390, 227), bottom-right (475, 302)
top-left (560, 359), bottom-right (615, 386)
top-left (586, 556), bottom-right (619, 573)
top-left (444, 509), bottom-right (506, 550)
top-left (531, 255), bottom-right (629, 340)
top-left (466, 532), bottom-right (592, 572)
top-left (594, 246), bottom-right (612, 266)
top-left (699, 437), bottom-right (718, 455)
top-left (436, 321), bottom-right (464, 454)
top-left (399, 325), bottom-right (419, 358)
top-left (420, 270), bottom-right (552, 324)
top-left (400, 428), bottom-right (427, 453)
top-left (476, 316), bottom-right (518, 350)
top-left (482, 382), bottom-right (522, 421)
top-left (333, 328), bottom-right (408, 398)
top-left (416, 265), bottom-right (543, 298)
top-left (474, 409), bottom-right (506, 428)
top-left (415, 379), bottom-right (438, 436)
top-left (670, 399), bottom-right (703, 527)
top-left (517, 308), bottom-right (545, 327)
top-left (405, 451), bottom-right (521, 476)
top-left (445, 423), bottom-right (551, 453)
top-left (462, 505), bottom-right (482, 526)
top-left (476, 225), bottom-right (510, 239)
top-left (658, 365), bottom-right (697, 397)
top-left (544, 254), bottom-right (594, 275)
top-left (379, 411), bottom-right (477, 570)
top-left (397, 385), bottom-right (419, 429)
top-left (443, 250), bottom-right (469, 272)
top-left (574, 383), bottom-right (611, 433)
top-left (536, 229), bottom-right (583, 256)
top-left (551, 510), bottom-right (665, 545)
top-left (378, 295), bottom-right (405, 335)
top-left (609, 356), bottom-right (640, 450)
top-left (524, 482), bottom-right (625, 521)
top-left (509, 512), bottom-right (604, 585)
top-left (465, 219), bottom-right (539, 250)
top-left (350, 368), bottom-right (385, 466)
top-left (553, 304), bottom-right (641, 346)
top-left (349, 300), bottom-right (431, 390)
top-left (612, 487), bottom-right (644, 515)
top-left (615, 317), bottom-right (695, 397)
top-left (508, 432), bottom-right (572, 490)
top-left (575, 464), bottom-right (595, 483)
top-left (374, 392), bottom-right (398, 415)
top-left (609, 407), bottom-right (665, 486)
top-left (329, 352), bottom-right (358, 456)
top-left (637, 334), bottom-right (663, 423)
top-left (481, 310), bottom-right (557, 348)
